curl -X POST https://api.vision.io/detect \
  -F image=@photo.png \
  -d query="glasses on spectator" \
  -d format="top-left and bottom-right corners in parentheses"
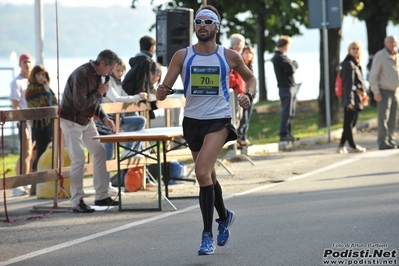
top-left (194, 19), bottom-right (217, 26)
top-left (351, 47), bottom-right (359, 50)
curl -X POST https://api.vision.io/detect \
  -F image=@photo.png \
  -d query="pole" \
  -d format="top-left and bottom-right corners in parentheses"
top-left (322, 0), bottom-right (331, 142)
top-left (202, 0), bottom-right (207, 5)
top-left (34, 0), bottom-right (44, 64)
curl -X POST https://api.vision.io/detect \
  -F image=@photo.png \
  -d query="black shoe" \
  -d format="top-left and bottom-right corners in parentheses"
top-left (379, 145), bottom-right (396, 150)
top-left (94, 197), bottom-right (119, 206)
top-left (72, 199), bottom-right (95, 213)
top-left (289, 134), bottom-right (300, 141)
top-left (280, 135), bottom-right (295, 142)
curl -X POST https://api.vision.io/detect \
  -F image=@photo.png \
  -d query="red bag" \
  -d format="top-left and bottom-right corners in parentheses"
top-left (124, 166), bottom-right (144, 192)
top-left (335, 73), bottom-right (343, 97)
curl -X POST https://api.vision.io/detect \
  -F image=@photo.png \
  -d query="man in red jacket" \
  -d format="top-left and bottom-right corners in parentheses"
top-left (229, 33), bottom-right (246, 147)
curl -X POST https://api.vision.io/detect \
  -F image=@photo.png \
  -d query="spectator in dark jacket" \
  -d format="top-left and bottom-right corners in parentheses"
top-left (271, 36), bottom-right (299, 142)
top-left (122, 35), bottom-right (156, 97)
top-left (337, 41), bottom-right (368, 153)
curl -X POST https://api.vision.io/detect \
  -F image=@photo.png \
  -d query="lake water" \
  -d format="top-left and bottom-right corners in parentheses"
top-left (0, 51), bottom-right (369, 135)
top-left (0, 50), bottom-right (370, 100)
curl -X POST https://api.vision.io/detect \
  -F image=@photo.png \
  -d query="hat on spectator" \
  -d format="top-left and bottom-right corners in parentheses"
top-left (19, 53), bottom-right (32, 63)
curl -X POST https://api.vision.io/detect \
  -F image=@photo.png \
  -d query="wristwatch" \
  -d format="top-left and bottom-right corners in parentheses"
top-left (245, 91), bottom-right (254, 102)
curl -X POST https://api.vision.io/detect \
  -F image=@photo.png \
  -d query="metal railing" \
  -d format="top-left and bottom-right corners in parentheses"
top-left (0, 96), bottom-right (18, 154)
top-left (0, 67), bottom-right (18, 153)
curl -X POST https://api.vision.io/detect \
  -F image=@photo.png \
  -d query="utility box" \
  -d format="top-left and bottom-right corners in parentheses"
top-left (308, 0), bottom-right (342, 29)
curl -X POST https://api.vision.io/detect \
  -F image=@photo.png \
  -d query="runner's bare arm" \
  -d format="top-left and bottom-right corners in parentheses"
top-left (156, 49), bottom-right (186, 101)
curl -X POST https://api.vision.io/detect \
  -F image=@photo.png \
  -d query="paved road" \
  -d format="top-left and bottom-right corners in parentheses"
top-left (1, 128), bottom-right (398, 266)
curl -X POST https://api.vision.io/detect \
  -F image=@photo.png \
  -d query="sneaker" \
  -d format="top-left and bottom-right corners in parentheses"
top-left (216, 209), bottom-right (235, 246)
top-left (108, 182), bottom-right (124, 196)
top-left (337, 146), bottom-right (348, 154)
top-left (13, 186), bottom-right (28, 197)
top-left (132, 153), bottom-right (145, 159)
top-left (121, 149), bottom-right (130, 158)
top-left (198, 232), bottom-right (215, 255)
top-left (145, 179), bottom-right (157, 188)
top-left (350, 145), bottom-right (366, 153)
top-left (72, 199), bottom-right (95, 213)
top-left (94, 197), bottom-right (119, 206)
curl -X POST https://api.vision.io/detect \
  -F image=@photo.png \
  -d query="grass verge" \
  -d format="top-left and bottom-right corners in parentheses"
top-left (248, 101), bottom-right (377, 144)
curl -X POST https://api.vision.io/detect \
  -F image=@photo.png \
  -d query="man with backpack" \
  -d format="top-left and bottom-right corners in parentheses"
top-left (123, 36), bottom-right (157, 101)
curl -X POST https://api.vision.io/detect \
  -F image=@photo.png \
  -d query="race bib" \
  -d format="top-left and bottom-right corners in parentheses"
top-left (190, 66), bottom-right (220, 96)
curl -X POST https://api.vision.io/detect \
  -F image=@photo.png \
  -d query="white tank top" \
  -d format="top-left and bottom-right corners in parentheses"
top-left (181, 45), bottom-right (232, 119)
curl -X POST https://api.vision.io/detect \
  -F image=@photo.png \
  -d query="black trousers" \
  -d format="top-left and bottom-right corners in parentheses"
top-left (32, 122), bottom-right (53, 172)
top-left (339, 107), bottom-right (359, 148)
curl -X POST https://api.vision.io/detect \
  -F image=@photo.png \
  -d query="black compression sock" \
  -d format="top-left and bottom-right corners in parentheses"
top-left (199, 184), bottom-right (215, 235)
top-left (214, 181), bottom-right (227, 221)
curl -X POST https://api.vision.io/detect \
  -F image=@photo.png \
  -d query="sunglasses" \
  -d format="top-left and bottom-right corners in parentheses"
top-left (194, 19), bottom-right (217, 26)
top-left (351, 47), bottom-right (359, 50)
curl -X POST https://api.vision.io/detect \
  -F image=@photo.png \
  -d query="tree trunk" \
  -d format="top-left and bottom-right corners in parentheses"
top-left (365, 15), bottom-right (388, 61)
top-left (318, 28), bottom-right (341, 128)
top-left (256, 12), bottom-right (267, 101)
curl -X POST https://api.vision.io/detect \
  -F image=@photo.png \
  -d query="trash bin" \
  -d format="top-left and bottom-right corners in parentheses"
top-left (36, 148), bottom-right (71, 199)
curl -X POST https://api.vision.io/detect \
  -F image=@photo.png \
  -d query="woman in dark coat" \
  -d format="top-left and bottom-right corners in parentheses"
top-left (337, 41), bottom-right (368, 153)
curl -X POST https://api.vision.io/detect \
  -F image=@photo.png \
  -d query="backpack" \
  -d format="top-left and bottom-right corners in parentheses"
top-left (335, 71), bottom-right (343, 97)
top-left (122, 55), bottom-right (153, 96)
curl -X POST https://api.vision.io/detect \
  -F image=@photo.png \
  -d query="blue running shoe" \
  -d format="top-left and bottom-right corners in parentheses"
top-left (216, 209), bottom-right (235, 246)
top-left (198, 232), bottom-right (215, 255)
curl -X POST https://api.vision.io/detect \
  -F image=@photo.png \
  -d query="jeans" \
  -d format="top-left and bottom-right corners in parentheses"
top-left (237, 104), bottom-right (253, 141)
top-left (104, 115), bottom-right (146, 160)
top-left (279, 86), bottom-right (297, 138)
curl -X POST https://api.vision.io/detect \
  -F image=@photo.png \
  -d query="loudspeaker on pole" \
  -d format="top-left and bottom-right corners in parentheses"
top-left (156, 8), bottom-right (194, 66)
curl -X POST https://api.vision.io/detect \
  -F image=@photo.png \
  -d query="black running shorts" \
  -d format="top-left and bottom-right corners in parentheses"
top-left (182, 117), bottom-right (237, 152)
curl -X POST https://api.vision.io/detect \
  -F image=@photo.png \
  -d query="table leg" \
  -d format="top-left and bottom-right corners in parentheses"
top-left (163, 140), bottom-right (169, 198)
top-left (161, 140), bottom-right (177, 210)
top-left (117, 142), bottom-right (122, 211)
top-left (156, 141), bottom-right (162, 210)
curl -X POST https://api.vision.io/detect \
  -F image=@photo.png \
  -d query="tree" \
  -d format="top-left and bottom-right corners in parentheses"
top-left (356, 0), bottom-right (399, 63)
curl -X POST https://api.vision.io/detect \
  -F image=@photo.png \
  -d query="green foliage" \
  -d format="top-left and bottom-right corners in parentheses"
top-left (356, 0), bottom-right (399, 23)
top-left (0, 154), bottom-right (19, 177)
top-left (131, 0), bottom-right (307, 53)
